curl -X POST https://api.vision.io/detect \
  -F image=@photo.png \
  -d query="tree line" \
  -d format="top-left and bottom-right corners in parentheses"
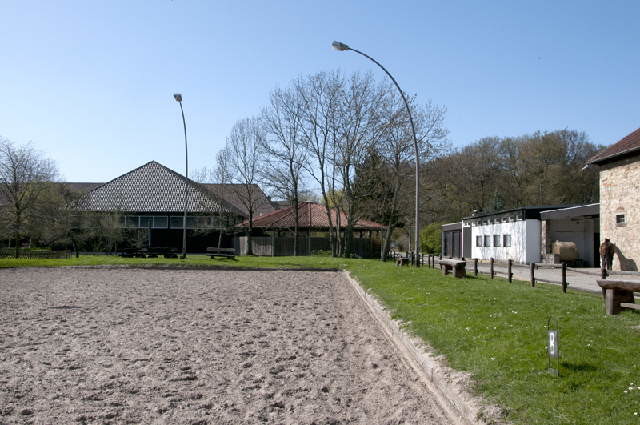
top-left (1, 71), bottom-right (603, 259)
top-left (421, 130), bottom-right (602, 225)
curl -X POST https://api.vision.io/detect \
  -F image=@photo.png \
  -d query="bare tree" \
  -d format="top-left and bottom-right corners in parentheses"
top-left (190, 166), bottom-right (214, 183)
top-left (261, 86), bottom-right (307, 255)
top-left (211, 148), bottom-right (233, 249)
top-left (296, 71), bottom-right (343, 256)
top-left (332, 72), bottom-right (390, 256)
top-left (376, 98), bottom-right (447, 259)
top-left (0, 138), bottom-right (57, 257)
top-left (221, 118), bottom-right (265, 255)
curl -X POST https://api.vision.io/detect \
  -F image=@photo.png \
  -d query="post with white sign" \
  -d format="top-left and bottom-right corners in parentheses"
top-left (547, 317), bottom-right (560, 376)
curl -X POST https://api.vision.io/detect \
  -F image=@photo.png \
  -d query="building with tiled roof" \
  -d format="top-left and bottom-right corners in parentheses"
top-left (77, 161), bottom-right (239, 214)
top-left (234, 202), bottom-right (383, 257)
top-left (201, 183), bottom-right (274, 217)
top-left (236, 201), bottom-right (384, 231)
top-left (587, 127), bottom-right (640, 271)
top-left (588, 127), bottom-right (640, 165)
top-left (72, 161), bottom-right (273, 252)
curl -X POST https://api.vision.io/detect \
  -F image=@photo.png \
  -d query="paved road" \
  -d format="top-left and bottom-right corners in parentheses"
top-left (473, 262), bottom-right (640, 294)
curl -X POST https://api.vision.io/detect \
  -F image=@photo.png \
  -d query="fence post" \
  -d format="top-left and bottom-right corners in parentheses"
top-left (508, 259), bottom-right (513, 283)
top-left (562, 262), bottom-right (567, 293)
top-left (530, 262), bottom-right (536, 287)
top-left (271, 233), bottom-right (275, 257)
top-left (473, 258), bottom-right (478, 276)
top-left (490, 258), bottom-right (495, 279)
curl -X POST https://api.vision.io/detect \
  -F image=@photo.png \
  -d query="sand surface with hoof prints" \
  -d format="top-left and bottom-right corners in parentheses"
top-left (0, 268), bottom-right (450, 424)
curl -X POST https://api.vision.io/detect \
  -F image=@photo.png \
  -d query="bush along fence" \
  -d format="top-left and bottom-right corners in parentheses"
top-left (0, 249), bottom-right (71, 260)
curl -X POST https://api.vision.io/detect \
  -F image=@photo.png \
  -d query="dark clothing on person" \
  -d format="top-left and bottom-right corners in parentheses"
top-left (599, 240), bottom-right (614, 270)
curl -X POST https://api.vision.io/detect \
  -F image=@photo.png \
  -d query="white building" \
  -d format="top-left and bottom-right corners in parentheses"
top-left (461, 206), bottom-right (566, 264)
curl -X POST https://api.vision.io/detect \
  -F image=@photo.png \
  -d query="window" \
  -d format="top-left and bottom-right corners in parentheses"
top-left (170, 216), bottom-right (183, 228)
top-left (493, 235), bottom-right (501, 247)
top-left (125, 216), bottom-right (138, 228)
top-left (153, 216), bottom-right (168, 228)
top-left (616, 214), bottom-right (626, 226)
top-left (139, 216), bottom-right (153, 228)
top-left (484, 235), bottom-right (491, 247)
top-left (503, 235), bottom-right (511, 247)
top-left (476, 236), bottom-right (483, 247)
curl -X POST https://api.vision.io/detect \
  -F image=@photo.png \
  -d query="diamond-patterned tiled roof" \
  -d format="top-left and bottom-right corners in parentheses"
top-left (237, 202), bottom-right (384, 230)
top-left (76, 161), bottom-right (236, 214)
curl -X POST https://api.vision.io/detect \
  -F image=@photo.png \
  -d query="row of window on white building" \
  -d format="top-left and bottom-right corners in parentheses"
top-left (475, 234), bottom-right (512, 247)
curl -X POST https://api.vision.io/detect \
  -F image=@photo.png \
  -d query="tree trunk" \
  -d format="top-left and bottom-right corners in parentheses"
top-left (247, 210), bottom-right (254, 255)
top-left (293, 197), bottom-right (299, 256)
top-left (320, 186), bottom-right (335, 257)
top-left (14, 210), bottom-right (21, 259)
top-left (381, 174), bottom-right (401, 260)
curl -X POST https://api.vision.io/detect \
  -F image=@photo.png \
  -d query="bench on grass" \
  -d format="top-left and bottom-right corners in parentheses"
top-left (206, 247), bottom-right (236, 259)
top-left (597, 279), bottom-right (640, 315)
top-left (436, 259), bottom-right (466, 278)
top-left (396, 256), bottom-right (410, 266)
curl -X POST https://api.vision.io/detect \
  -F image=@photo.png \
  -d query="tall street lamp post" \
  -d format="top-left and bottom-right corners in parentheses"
top-left (331, 41), bottom-right (421, 265)
top-left (173, 93), bottom-right (189, 259)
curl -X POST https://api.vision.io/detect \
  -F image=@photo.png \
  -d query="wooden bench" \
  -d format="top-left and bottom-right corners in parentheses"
top-left (206, 247), bottom-right (236, 259)
top-left (597, 279), bottom-right (640, 315)
top-left (436, 259), bottom-right (466, 278)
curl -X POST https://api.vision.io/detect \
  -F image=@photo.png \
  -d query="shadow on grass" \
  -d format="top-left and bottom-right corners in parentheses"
top-left (560, 362), bottom-right (598, 372)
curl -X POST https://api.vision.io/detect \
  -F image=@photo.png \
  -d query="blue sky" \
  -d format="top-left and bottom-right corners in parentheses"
top-left (1, 0), bottom-right (638, 182)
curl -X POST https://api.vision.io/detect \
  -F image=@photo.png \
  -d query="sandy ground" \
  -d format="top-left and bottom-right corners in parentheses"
top-left (0, 268), bottom-right (450, 425)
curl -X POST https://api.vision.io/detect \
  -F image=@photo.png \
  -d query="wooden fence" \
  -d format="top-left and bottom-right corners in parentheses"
top-left (424, 255), bottom-right (573, 292)
top-left (236, 236), bottom-right (380, 258)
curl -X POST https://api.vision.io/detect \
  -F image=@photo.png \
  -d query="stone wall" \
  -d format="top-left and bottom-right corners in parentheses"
top-left (599, 155), bottom-right (640, 270)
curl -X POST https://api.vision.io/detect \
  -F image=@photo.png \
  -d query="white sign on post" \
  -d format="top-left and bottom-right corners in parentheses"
top-left (548, 330), bottom-right (559, 358)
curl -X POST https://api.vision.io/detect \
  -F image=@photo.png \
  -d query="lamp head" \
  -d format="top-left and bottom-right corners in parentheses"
top-left (331, 41), bottom-right (351, 51)
top-left (173, 93), bottom-right (183, 102)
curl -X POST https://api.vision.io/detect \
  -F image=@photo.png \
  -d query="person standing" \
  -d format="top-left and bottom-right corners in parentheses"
top-left (599, 239), bottom-right (614, 271)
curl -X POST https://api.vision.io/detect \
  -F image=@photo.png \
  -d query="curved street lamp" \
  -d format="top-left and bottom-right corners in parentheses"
top-left (173, 93), bottom-right (189, 259)
top-left (332, 41), bottom-right (421, 265)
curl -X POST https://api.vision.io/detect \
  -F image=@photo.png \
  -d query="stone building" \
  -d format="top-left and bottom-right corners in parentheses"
top-left (588, 127), bottom-right (640, 271)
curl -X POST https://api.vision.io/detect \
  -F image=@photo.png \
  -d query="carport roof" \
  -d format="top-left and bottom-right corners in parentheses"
top-left (540, 203), bottom-right (599, 220)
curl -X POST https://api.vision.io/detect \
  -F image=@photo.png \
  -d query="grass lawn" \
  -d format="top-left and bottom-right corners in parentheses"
top-left (2, 255), bottom-right (639, 424)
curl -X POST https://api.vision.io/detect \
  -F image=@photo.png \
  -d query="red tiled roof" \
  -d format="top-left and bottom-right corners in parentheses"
top-left (588, 127), bottom-right (640, 165)
top-left (237, 202), bottom-right (384, 230)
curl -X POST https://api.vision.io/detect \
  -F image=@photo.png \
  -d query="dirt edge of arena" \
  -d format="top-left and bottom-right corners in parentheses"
top-left (342, 271), bottom-right (508, 425)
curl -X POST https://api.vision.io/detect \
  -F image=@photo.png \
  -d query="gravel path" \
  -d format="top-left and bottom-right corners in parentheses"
top-left (0, 268), bottom-right (450, 425)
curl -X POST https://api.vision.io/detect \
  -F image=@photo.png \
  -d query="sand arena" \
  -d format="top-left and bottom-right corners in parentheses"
top-left (0, 268), bottom-right (450, 424)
